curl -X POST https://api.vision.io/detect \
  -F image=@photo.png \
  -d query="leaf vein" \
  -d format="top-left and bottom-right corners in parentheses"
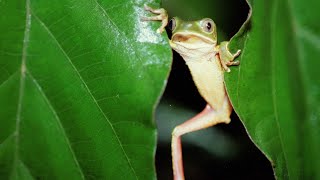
top-left (271, 0), bottom-right (290, 178)
top-left (93, 0), bottom-right (143, 66)
top-left (26, 71), bottom-right (86, 179)
top-left (0, 71), bottom-right (18, 88)
top-left (32, 12), bottom-right (138, 179)
top-left (11, 0), bottom-right (31, 177)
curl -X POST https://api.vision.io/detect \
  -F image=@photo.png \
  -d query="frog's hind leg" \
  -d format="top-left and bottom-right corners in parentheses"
top-left (171, 99), bottom-right (232, 180)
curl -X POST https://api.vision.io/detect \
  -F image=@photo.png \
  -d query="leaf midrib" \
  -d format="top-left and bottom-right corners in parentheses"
top-left (26, 71), bottom-right (86, 179)
top-left (11, 0), bottom-right (31, 178)
top-left (12, 0), bottom-right (140, 178)
top-left (31, 5), bottom-right (138, 179)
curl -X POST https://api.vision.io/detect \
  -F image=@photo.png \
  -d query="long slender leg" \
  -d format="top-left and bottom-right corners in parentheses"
top-left (172, 100), bottom-right (232, 180)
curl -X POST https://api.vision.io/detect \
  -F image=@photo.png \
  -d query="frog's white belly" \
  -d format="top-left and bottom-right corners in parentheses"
top-left (186, 57), bottom-right (226, 110)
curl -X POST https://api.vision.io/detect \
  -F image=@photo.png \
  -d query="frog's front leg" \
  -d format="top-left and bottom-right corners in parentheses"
top-left (217, 41), bottom-right (241, 72)
top-left (141, 4), bottom-right (168, 33)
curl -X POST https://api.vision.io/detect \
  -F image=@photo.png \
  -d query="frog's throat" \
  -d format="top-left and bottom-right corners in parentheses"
top-left (169, 40), bottom-right (217, 63)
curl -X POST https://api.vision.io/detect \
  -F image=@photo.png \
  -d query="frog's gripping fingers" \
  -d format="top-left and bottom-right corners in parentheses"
top-left (141, 16), bottom-right (167, 33)
top-left (141, 15), bottom-right (163, 21)
top-left (157, 18), bottom-right (168, 33)
top-left (226, 60), bottom-right (240, 66)
top-left (221, 59), bottom-right (239, 73)
top-left (233, 49), bottom-right (241, 58)
top-left (221, 62), bottom-right (231, 72)
top-left (144, 4), bottom-right (165, 14)
top-left (226, 50), bottom-right (240, 68)
top-left (217, 41), bottom-right (241, 72)
top-left (142, 4), bottom-right (168, 33)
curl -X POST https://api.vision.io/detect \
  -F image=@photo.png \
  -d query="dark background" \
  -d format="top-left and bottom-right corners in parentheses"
top-left (155, 0), bottom-right (275, 179)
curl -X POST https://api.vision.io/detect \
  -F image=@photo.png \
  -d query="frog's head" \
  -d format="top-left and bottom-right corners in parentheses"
top-left (169, 17), bottom-right (217, 60)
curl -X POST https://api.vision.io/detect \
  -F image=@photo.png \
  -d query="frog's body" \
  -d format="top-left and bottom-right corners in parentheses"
top-left (169, 18), bottom-right (224, 109)
top-left (142, 5), bottom-right (240, 180)
top-left (187, 58), bottom-right (227, 109)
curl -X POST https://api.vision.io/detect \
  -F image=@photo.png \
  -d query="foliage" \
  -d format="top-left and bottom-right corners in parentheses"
top-left (227, 0), bottom-right (320, 179)
top-left (1, 0), bottom-right (319, 179)
top-left (0, 0), bottom-right (171, 179)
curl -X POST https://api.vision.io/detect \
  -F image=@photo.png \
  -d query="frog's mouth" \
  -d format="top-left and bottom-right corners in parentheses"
top-left (171, 32), bottom-right (216, 49)
top-left (171, 33), bottom-right (216, 44)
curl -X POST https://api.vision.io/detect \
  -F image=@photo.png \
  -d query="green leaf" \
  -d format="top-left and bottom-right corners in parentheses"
top-left (227, 0), bottom-right (320, 179)
top-left (0, 0), bottom-right (171, 179)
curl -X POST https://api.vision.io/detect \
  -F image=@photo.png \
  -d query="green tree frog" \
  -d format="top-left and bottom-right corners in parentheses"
top-left (142, 5), bottom-right (241, 180)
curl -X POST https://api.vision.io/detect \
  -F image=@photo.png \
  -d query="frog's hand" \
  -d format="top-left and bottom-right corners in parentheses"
top-left (141, 4), bottom-right (168, 34)
top-left (217, 41), bottom-right (241, 72)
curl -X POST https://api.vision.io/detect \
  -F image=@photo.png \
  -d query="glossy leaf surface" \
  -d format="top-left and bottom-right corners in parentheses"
top-left (0, 0), bottom-right (171, 179)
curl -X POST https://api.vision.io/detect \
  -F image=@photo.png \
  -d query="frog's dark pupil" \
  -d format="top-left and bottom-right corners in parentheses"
top-left (169, 20), bottom-right (173, 31)
top-left (206, 22), bottom-right (211, 30)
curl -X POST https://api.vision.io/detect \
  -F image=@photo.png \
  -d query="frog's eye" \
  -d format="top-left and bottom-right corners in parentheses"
top-left (168, 18), bottom-right (176, 31)
top-left (201, 18), bottom-right (215, 33)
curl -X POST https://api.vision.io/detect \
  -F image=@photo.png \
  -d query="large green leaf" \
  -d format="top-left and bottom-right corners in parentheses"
top-left (0, 0), bottom-right (171, 179)
top-left (227, 0), bottom-right (320, 179)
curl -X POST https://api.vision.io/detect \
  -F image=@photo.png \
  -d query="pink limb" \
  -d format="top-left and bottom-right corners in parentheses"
top-left (171, 103), bottom-right (232, 180)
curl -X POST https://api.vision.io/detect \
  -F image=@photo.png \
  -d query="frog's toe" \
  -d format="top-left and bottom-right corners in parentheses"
top-left (156, 28), bottom-right (162, 34)
top-left (234, 49), bottom-right (241, 57)
top-left (226, 60), bottom-right (240, 66)
top-left (144, 4), bottom-right (153, 11)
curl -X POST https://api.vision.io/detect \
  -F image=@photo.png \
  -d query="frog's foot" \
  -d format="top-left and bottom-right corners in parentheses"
top-left (141, 4), bottom-right (168, 33)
